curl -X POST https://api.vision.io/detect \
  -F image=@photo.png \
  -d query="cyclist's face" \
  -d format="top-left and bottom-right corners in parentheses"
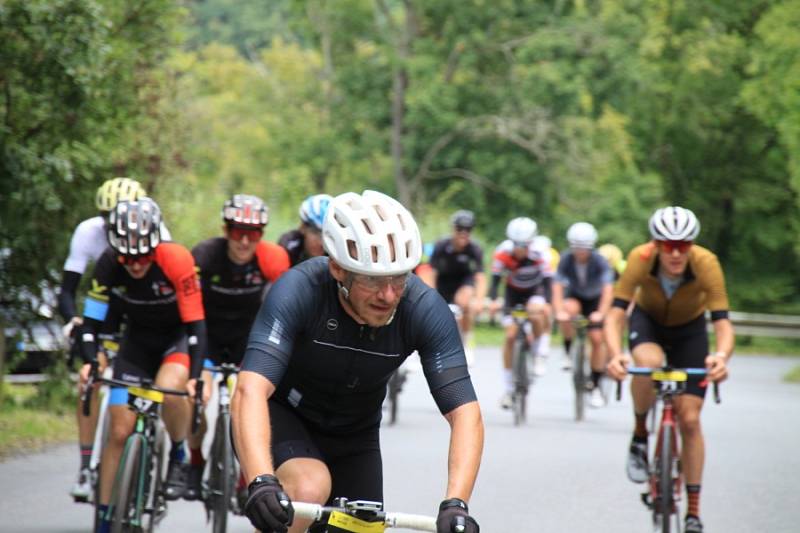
top-left (656, 240), bottom-right (691, 276)
top-left (572, 247), bottom-right (592, 263)
top-left (452, 226), bottom-right (471, 249)
top-left (302, 227), bottom-right (325, 257)
top-left (225, 225), bottom-right (261, 265)
top-left (329, 260), bottom-right (407, 327)
top-left (122, 258), bottom-right (153, 279)
top-left (512, 242), bottom-right (529, 260)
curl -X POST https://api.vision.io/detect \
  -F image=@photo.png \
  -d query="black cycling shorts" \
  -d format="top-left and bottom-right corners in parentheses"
top-left (565, 293), bottom-right (601, 327)
top-left (268, 400), bottom-right (383, 507)
top-left (207, 334), bottom-right (248, 366)
top-left (628, 306), bottom-right (709, 399)
top-left (436, 276), bottom-right (475, 304)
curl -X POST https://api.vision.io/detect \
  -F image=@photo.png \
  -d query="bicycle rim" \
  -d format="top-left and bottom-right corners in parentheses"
top-left (212, 412), bottom-right (233, 533)
top-left (143, 426), bottom-right (167, 533)
top-left (111, 435), bottom-right (144, 533)
top-left (572, 338), bottom-right (586, 421)
top-left (657, 425), bottom-right (673, 533)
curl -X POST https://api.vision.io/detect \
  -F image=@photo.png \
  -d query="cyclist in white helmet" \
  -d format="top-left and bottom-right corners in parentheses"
top-left (279, 193), bottom-right (333, 266)
top-left (552, 222), bottom-right (615, 407)
top-left (606, 206), bottom-right (734, 533)
top-left (233, 190), bottom-right (483, 533)
top-left (488, 217), bottom-right (553, 409)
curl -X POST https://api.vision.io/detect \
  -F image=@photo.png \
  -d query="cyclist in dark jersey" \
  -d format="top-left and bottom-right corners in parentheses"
top-left (552, 222), bottom-right (614, 407)
top-left (232, 190), bottom-right (483, 533)
top-left (58, 177), bottom-right (146, 502)
top-left (185, 194), bottom-right (290, 499)
top-left (278, 193), bottom-right (332, 266)
top-left (488, 217), bottom-right (553, 409)
top-left (429, 210), bottom-right (486, 364)
top-left (77, 198), bottom-right (208, 532)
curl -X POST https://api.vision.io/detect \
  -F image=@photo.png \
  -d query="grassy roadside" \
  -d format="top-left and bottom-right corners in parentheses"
top-left (0, 382), bottom-right (76, 460)
top-left (783, 366), bottom-right (800, 384)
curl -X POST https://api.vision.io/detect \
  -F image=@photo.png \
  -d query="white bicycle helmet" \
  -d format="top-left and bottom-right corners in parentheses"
top-left (222, 194), bottom-right (269, 227)
top-left (567, 222), bottom-right (598, 249)
top-left (533, 235), bottom-right (552, 252)
top-left (96, 177), bottom-right (146, 213)
top-left (506, 217), bottom-right (538, 244)
top-left (108, 198), bottom-right (162, 256)
top-left (322, 190), bottom-right (422, 276)
top-left (299, 194), bottom-right (334, 231)
top-left (649, 206), bottom-right (700, 241)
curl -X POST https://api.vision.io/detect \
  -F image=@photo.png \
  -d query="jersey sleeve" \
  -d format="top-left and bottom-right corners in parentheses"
top-left (154, 243), bottom-right (205, 323)
top-left (700, 252), bottom-right (730, 314)
top-left (63, 222), bottom-right (94, 274)
top-left (429, 240), bottom-right (446, 272)
top-left (240, 268), bottom-right (315, 385)
top-left (471, 243), bottom-right (485, 275)
top-left (83, 251), bottom-right (117, 326)
top-left (554, 254), bottom-right (570, 286)
top-left (411, 285), bottom-right (477, 414)
top-left (597, 255), bottom-right (615, 285)
top-left (255, 241), bottom-right (291, 282)
top-left (613, 244), bottom-right (651, 307)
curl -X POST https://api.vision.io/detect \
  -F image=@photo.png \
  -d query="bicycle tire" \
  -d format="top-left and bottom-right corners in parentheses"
top-left (111, 435), bottom-right (145, 533)
top-left (512, 336), bottom-right (528, 425)
top-left (210, 410), bottom-right (234, 533)
top-left (572, 335), bottom-right (586, 422)
top-left (656, 425), bottom-right (673, 533)
top-left (143, 425), bottom-right (167, 533)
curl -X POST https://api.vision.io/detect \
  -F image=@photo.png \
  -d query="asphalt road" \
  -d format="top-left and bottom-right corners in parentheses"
top-left (1, 348), bottom-right (798, 532)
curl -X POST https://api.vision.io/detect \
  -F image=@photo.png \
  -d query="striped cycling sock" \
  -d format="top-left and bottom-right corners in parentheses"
top-left (686, 484), bottom-right (701, 518)
top-left (80, 445), bottom-right (92, 470)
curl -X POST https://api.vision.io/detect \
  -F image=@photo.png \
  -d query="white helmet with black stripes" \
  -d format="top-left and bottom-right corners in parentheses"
top-left (649, 206), bottom-right (700, 241)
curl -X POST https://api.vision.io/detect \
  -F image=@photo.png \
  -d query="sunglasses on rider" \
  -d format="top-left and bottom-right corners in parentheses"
top-left (512, 240), bottom-right (530, 249)
top-left (351, 273), bottom-right (410, 292)
top-left (454, 226), bottom-right (472, 234)
top-left (658, 240), bottom-right (692, 254)
top-left (227, 226), bottom-right (263, 242)
top-left (117, 254), bottom-right (154, 266)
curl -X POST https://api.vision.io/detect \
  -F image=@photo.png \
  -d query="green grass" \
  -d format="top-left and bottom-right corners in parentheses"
top-left (0, 384), bottom-right (76, 459)
top-left (784, 365), bottom-right (800, 384)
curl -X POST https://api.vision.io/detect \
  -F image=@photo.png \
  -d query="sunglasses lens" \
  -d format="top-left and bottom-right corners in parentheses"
top-left (230, 227), bottom-right (262, 241)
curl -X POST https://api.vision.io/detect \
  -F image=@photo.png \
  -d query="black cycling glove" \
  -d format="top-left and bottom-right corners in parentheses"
top-left (437, 498), bottom-right (479, 533)
top-left (244, 474), bottom-right (294, 533)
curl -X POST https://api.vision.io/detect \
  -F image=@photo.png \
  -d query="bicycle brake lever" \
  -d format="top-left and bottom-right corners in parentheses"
top-left (615, 380), bottom-right (622, 402)
top-left (713, 382), bottom-right (721, 404)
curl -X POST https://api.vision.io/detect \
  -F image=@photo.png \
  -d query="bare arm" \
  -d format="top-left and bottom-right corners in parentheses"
top-left (473, 272), bottom-right (487, 302)
top-left (711, 318), bottom-right (734, 359)
top-left (232, 370), bottom-right (276, 483)
top-left (442, 401), bottom-right (483, 502)
top-left (597, 282), bottom-right (614, 316)
top-left (604, 306), bottom-right (630, 380)
top-left (551, 281), bottom-right (565, 316)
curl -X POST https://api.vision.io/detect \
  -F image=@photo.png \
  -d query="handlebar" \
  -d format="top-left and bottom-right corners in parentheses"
top-left (292, 501), bottom-right (438, 531)
top-left (614, 366), bottom-right (720, 404)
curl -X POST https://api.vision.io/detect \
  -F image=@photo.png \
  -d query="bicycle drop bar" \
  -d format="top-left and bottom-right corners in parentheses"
top-left (615, 367), bottom-right (721, 403)
top-left (293, 501), bottom-right (439, 532)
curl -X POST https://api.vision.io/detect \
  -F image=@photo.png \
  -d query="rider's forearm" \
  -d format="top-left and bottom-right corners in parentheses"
top-left (232, 371), bottom-right (276, 484)
top-left (597, 284), bottom-right (614, 315)
top-left (58, 270), bottom-right (82, 322)
top-left (603, 307), bottom-right (626, 357)
top-left (711, 318), bottom-right (734, 360)
top-left (551, 282), bottom-right (564, 314)
top-left (474, 272), bottom-right (487, 302)
top-left (443, 401), bottom-right (484, 502)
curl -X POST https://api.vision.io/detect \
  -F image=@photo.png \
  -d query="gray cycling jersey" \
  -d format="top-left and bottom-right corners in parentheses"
top-left (555, 250), bottom-right (614, 300)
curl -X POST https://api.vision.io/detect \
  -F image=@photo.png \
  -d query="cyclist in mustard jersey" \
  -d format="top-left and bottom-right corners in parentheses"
top-left (605, 206), bottom-right (734, 533)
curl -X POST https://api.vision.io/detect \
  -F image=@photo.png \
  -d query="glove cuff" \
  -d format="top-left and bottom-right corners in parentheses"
top-left (248, 473), bottom-right (281, 493)
top-left (439, 497), bottom-right (469, 513)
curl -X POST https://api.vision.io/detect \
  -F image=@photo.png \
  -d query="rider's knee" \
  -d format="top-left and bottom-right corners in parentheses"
top-left (678, 410), bottom-right (702, 436)
top-left (283, 472), bottom-right (331, 505)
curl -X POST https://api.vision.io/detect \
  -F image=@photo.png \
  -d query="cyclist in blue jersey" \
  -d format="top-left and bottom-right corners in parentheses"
top-left (232, 190), bottom-right (483, 533)
top-left (278, 194), bottom-right (332, 266)
top-left (552, 222), bottom-right (614, 407)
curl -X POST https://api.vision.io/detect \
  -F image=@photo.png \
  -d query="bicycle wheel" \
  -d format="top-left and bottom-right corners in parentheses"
top-left (111, 435), bottom-right (145, 533)
top-left (143, 425), bottom-right (167, 533)
top-left (512, 336), bottom-right (528, 425)
top-left (210, 410), bottom-right (234, 533)
top-left (572, 335), bottom-right (586, 422)
top-left (655, 425), bottom-right (673, 533)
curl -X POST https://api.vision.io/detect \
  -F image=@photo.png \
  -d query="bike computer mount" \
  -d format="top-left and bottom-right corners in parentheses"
top-left (334, 498), bottom-right (383, 515)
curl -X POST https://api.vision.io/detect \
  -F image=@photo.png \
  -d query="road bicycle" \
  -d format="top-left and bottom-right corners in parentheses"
top-left (294, 497), bottom-right (442, 532)
top-left (203, 363), bottom-right (240, 533)
top-left (83, 371), bottom-right (202, 533)
top-left (617, 367), bottom-right (720, 533)
top-left (509, 305), bottom-right (533, 425)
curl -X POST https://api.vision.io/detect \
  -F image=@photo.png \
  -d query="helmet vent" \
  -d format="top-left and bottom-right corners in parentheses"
top-left (373, 203), bottom-right (388, 221)
top-left (361, 218), bottom-right (375, 235)
top-left (347, 239), bottom-right (359, 260)
top-left (387, 234), bottom-right (397, 261)
top-left (396, 213), bottom-right (406, 230)
top-left (371, 245), bottom-right (379, 262)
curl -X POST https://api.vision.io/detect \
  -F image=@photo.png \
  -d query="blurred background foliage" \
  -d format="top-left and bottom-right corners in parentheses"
top-left (2, 0), bottom-right (799, 314)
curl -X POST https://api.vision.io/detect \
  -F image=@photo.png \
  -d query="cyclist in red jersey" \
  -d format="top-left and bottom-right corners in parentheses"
top-left (78, 198), bottom-right (208, 532)
top-left (185, 194), bottom-right (290, 500)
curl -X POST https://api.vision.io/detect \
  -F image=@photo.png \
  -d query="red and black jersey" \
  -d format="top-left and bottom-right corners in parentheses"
top-left (86, 243), bottom-right (204, 331)
top-left (192, 237), bottom-right (289, 347)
